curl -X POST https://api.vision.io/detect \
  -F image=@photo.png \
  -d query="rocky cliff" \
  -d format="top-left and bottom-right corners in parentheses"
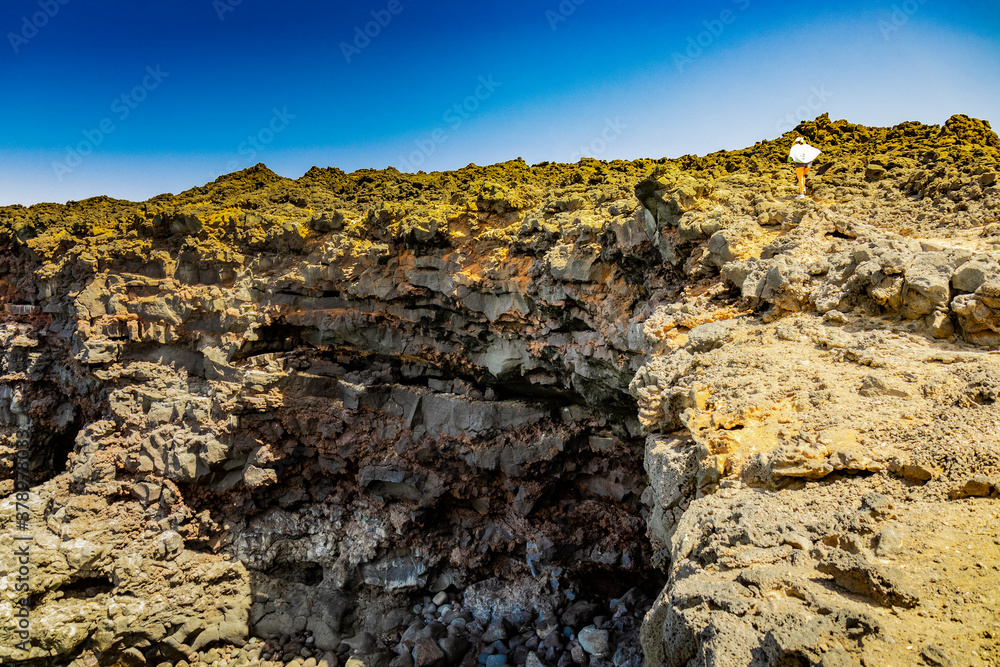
top-left (0, 113), bottom-right (998, 667)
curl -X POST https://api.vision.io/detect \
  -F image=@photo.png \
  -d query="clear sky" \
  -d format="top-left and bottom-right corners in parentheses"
top-left (1, 0), bottom-right (998, 205)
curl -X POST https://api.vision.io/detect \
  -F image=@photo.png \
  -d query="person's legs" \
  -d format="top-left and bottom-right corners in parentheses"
top-left (796, 166), bottom-right (808, 194)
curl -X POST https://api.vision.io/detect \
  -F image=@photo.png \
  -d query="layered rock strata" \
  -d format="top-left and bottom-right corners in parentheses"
top-left (1, 155), bottom-right (667, 667)
top-left (0, 113), bottom-right (998, 667)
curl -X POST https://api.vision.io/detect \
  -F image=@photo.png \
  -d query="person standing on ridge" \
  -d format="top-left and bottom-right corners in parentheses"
top-left (788, 136), bottom-right (822, 199)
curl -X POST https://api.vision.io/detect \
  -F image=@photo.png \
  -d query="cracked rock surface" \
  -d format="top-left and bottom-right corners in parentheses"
top-left (633, 114), bottom-right (1000, 667)
top-left (1, 113), bottom-right (999, 667)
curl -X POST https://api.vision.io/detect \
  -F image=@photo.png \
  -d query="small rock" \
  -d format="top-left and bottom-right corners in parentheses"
top-left (438, 635), bottom-right (470, 664)
top-left (525, 652), bottom-right (548, 667)
top-left (412, 637), bottom-right (445, 667)
top-left (401, 621), bottom-right (426, 645)
top-left (686, 319), bottom-right (739, 352)
top-left (817, 551), bottom-right (920, 607)
top-left (131, 481), bottom-right (161, 505)
top-left (865, 164), bottom-right (887, 181)
top-left (949, 475), bottom-right (998, 499)
top-left (781, 533), bottom-right (812, 551)
top-left (542, 631), bottom-right (563, 650)
top-left (858, 375), bottom-right (909, 398)
top-left (535, 612), bottom-right (558, 630)
top-left (560, 602), bottom-right (599, 629)
top-left (487, 640), bottom-right (510, 656)
top-left (921, 644), bottom-right (954, 667)
top-left (432, 592), bottom-right (449, 606)
top-left (420, 622), bottom-right (448, 641)
top-left (577, 627), bottom-right (610, 659)
top-left (952, 259), bottom-right (996, 293)
top-left (482, 623), bottom-right (509, 643)
top-left (860, 492), bottom-right (894, 518)
top-left (893, 461), bottom-right (935, 483)
top-left (156, 530), bottom-right (184, 559)
top-left (317, 652), bottom-right (340, 667)
top-left (926, 310), bottom-right (955, 338)
top-left (617, 588), bottom-right (644, 611)
top-left (388, 654), bottom-right (414, 667)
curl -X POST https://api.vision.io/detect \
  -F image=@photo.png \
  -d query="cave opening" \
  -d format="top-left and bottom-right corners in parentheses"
top-left (232, 323), bottom-right (315, 361)
top-left (24, 421), bottom-right (83, 486)
top-left (57, 575), bottom-right (115, 600)
top-left (218, 341), bottom-right (662, 664)
top-left (49, 431), bottom-right (77, 475)
top-left (568, 565), bottom-right (668, 606)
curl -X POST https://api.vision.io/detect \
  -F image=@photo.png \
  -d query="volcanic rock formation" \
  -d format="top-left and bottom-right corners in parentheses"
top-left (0, 113), bottom-right (998, 667)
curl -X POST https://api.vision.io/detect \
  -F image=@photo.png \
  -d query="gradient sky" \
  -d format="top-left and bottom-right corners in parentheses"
top-left (1, 0), bottom-right (998, 205)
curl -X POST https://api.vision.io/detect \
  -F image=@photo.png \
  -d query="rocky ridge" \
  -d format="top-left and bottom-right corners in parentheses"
top-left (0, 113), bottom-right (997, 667)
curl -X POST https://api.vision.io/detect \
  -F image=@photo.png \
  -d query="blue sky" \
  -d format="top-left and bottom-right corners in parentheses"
top-left (1, 0), bottom-right (998, 205)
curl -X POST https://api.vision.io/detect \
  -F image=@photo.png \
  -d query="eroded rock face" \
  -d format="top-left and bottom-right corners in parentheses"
top-left (635, 315), bottom-right (1000, 665)
top-left (632, 114), bottom-right (1000, 667)
top-left (0, 159), bottom-right (665, 666)
top-left (0, 113), bottom-right (999, 667)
